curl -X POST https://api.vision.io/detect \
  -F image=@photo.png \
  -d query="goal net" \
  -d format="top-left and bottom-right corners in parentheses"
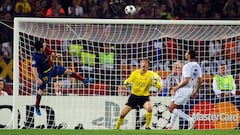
top-left (10, 18), bottom-right (240, 130)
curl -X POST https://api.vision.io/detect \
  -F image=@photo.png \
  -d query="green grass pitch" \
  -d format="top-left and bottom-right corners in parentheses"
top-left (0, 129), bottom-right (239, 135)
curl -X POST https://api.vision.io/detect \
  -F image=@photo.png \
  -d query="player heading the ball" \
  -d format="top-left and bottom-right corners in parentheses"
top-left (32, 40), bottom-right (93, 116)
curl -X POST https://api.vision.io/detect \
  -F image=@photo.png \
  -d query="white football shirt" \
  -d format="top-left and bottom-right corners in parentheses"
top-left (181, 62), bottom-right (202, 88)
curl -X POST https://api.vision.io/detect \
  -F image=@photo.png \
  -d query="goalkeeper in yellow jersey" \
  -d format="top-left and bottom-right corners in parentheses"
top-left (115, 59), bottom-right (163, 130)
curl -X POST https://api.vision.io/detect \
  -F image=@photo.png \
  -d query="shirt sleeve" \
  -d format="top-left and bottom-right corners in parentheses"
top-left (231, 78), bottom-right (236, 95)
top-left (198, 64), bottom-right (203, 78)
top-left (31, 55), bottom-right (38, 67)
top-left (182, 64), bottom-right (191, 78)
top-left (124, 71), bottom-right (135, 86)
top-left (212, 77), bottom-right (221, 96)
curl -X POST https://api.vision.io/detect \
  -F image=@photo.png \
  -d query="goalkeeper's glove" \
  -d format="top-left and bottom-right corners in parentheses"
top-left (152, 77), bottom-right (157, 86)
top-left (123, 82), bottom-right (130, 89)
top-left (152, 77), bottom-right (162, 89)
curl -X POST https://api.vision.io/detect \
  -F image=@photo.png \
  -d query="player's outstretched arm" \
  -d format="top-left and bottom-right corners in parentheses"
top-left (173, 77), bottom-right (190, 93)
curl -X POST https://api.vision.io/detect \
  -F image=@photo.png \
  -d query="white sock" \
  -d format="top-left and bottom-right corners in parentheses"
top-left (169, 113), bottom-right (177, 128)
top-left (172, 109), bottom-right (191, 122)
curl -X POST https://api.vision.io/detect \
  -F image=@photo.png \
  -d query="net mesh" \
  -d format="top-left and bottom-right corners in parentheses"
top-left (14, 19), bottom-right (240, 129)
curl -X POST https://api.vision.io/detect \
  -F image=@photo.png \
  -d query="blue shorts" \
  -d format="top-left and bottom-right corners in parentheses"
top-left (38, 66), bottom-right (66, 90)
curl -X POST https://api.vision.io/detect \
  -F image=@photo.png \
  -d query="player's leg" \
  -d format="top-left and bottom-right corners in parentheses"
top-left (143, 101), bottom-right (152, 129)
top-left (35, 74), bottom-right (49, 116)
top-left (164, 101), bottom-right (179, 129)
top-left (35, 89), bottom-right (45, 116)
top-left (170, 103), bottom-right (194, 129)
top-left (165, 113), bottom-right (177, 129)
top-left (169, 89), bottom-right (195, 129)
top-left (115, 105), bottom-right (132, 129)
top-left (35, 80), bottom-right (47, 116)
top-left (64, 68), bottom-right (93, 84)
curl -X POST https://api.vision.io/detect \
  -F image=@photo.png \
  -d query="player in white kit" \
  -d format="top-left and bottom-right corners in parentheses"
top-left (164, 49), bottom-right (203, 130)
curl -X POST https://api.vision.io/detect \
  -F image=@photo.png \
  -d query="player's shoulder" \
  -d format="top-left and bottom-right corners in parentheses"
top-left (132, 69), bottom-right (141, 74)
top-left (147, 70), bottom-right (160, 78)
top-left (32, 52), bottom-right (37, 58)
top-left (193, 62), bottom-right (201, 68)
top-left (32, 52), bottom-right (40, 59)
top-left (186, 61), bottom-right (200, 67)
top-left (147, 70), bottom-right (156, 75)
top-left (147, 70), bottom-right (154, 74)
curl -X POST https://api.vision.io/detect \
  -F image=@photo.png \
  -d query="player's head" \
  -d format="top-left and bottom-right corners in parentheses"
top-left (220, 63), bottom-right (227, 75)
top-left (178, 62), bottom-right (184, 75)
top-left (185, 49), bottom-right (196, 60)
top-left (172, 62), bottom-right (179, 74)
top-left (188, 49), bottom-right (196, 59)
top-left (140, 58), bottom-right (149, 71)
top-left (54, 82), bottom-right (62, 94)
top-left (34, 40), bottom-right (44, 51)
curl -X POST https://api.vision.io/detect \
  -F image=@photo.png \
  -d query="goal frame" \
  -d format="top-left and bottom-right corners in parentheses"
top-left (13, 18), bottom-right (240, 129)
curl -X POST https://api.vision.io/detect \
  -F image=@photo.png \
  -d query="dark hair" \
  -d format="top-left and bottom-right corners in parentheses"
top-left (189, 49), bottom-right (196, 59)
top-left (34, 40), bottom-right (44, 51)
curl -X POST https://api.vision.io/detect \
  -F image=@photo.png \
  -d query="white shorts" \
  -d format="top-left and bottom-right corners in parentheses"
top-left (172, 87), bottom-right (192, 105)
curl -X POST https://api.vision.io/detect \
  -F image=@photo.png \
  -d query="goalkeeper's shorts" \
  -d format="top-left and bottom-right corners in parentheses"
top-left (126, 94), bottom-right (150, 109)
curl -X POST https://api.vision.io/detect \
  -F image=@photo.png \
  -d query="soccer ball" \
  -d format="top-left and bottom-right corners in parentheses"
top-left (124, 5), bottom-right (136, 15)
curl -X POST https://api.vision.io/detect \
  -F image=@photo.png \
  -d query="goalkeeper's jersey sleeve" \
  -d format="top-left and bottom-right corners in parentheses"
top-left (151, 71), bottom-right (163, 90)
top-left (124, 69), bottom-right (155, 96)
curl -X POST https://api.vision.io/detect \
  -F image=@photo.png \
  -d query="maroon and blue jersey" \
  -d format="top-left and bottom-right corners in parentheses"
top-left (32, 46), bottom-right (53, 73)
top-left (32, 46), bottom-right (66, 89)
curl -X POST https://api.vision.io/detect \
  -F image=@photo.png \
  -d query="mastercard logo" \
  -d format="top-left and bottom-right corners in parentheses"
top-left (190, 101), bottom-right (240, 129)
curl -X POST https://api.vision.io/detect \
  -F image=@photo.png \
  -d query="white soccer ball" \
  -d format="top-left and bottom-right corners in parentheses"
top-left (124, 5), bottom-right (136, 15)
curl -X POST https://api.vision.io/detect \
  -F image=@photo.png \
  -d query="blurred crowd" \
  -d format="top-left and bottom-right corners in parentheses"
top-left (1, 0), bottom-right (240, 59)
top-left (1, 0), bottom-right (240, 20)
top-left (0, 0), bottom-right (240, 83)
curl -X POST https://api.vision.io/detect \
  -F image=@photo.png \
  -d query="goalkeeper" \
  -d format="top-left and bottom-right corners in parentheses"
top-left (115, 59), bottom-right (163, 130)
top-left (32, 40), bottom-right (93, 116)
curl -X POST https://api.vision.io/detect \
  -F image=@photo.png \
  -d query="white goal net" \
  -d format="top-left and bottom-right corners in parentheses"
top-left (9, 18), bottom-right (240, 130)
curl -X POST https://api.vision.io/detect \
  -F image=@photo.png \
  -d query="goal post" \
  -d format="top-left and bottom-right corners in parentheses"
top-left (10, 18), bottom-right (240, 129)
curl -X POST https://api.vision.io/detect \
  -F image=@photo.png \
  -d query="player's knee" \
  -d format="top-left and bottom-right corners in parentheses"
top-left (168, 105), bottom-right (175, 113)
top-left (144, 102), bottom-right (152, 112)
top-left (38, 90), bottom-right (45, 96)
top-left (64, 69), bottom-right (72, 75)
top-left (169, 108), bottom-right (174, 113)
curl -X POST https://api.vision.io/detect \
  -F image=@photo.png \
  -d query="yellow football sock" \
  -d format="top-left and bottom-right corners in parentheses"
top-left (115, 117), bottom-right (124, 129)
top-left (145, 112), bottom-right (152, 128)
